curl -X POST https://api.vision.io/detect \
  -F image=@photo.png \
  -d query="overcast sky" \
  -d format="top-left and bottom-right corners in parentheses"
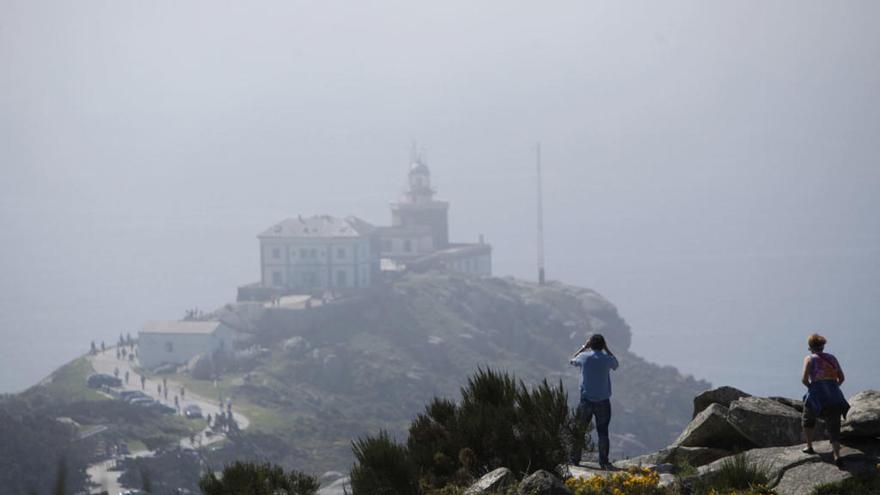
top-left (2, 1), bottom-right (878, 394)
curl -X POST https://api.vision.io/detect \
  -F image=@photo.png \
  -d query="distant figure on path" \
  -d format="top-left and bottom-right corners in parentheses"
top-left (90, 341), bottom-right (97, 355)
top-left (801, 333), bottom-right (850, 465)
top-left (158, 384), bottom-right (162, 396)
top-left (140, 374), bottom-right (146, 390)
top-left (124, 370), bottom-right (129, 384)
top-left (113, 367), bottom-right (119, 379)
top-left (164, 386), bottom-right (169, 399)
top-left (101, 341), bottom-right (105, 353)
top-left (569, 333), bottom-right (619, 470)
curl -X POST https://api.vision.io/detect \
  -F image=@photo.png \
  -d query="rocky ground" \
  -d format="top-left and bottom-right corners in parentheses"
top-left (459, 387), bottom-right (880, 495)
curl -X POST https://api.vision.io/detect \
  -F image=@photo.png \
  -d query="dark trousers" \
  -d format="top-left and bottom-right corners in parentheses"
top-left (571, 398), bottom-right (612, 465)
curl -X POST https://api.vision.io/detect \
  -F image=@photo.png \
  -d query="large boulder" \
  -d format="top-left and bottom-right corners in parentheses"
top-left (693, 386), bottom-right (751, 418)
top-left (616, 446), bottom-right (731, 469)
top-left (464, 467), bottom-right (515, 495)
top-left (772, 462), bottom-right (851, 495)
top-left (727, 397), bottom-right (804, 448)
top-left (518, 470), bottom-right (571, 495)
top-left (673, 403), bottom-right (753, 450)
top-left (842, 390), bottom-right (880, 438)
top-left (696, 441), bottom-right (880, 494)
top-left (697, 445), bottom-right (816, 487)
top-left (768, 396), bottom-right (804, 413)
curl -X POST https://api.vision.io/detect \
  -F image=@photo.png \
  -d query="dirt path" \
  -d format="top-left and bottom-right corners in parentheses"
top-left (85, 347), bottom-right (250, 493)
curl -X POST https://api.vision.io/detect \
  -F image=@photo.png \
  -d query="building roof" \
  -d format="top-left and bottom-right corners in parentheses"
top-left (259, 215), bottom-right (374, 239)
top-left (141, 321), bottom-right (225, 335)
top-left (374, 225), bottom-right (433, 237)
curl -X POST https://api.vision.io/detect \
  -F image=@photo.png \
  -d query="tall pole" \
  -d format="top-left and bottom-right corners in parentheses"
top-left (536, 142), bottom-right (546, 285)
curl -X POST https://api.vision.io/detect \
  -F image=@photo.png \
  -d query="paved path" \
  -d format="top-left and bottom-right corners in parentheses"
top-left (86, 346), bottom-right (250, 493)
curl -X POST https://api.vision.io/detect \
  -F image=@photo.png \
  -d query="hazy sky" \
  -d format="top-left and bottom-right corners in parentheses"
top-left (2, 1), bottom-right (878, 394)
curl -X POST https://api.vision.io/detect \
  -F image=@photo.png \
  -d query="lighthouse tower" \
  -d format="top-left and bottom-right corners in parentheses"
top-left (390, 150), bottom-right (450, 248)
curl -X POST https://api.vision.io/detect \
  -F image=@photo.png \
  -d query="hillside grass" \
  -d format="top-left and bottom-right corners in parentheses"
top-left (34, 356), bottom-right (106, 403)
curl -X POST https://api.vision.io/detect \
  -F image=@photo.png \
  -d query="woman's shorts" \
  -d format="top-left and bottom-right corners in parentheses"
top-left (802, 404), bottom-right (842, 442)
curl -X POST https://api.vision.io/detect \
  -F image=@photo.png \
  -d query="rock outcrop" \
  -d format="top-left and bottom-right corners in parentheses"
top-left (517, 470), bottom-right (571, 495)
top-left (673, 403), bottom-right (752, 449)
top-left (464, 467), bottom-right (515, 495)
top-left (727, 397), bottom-right (804, 448)
top-left (842, 389), bottom-right (880, 438)
top-left (692, 386), bottom-right (751, 418)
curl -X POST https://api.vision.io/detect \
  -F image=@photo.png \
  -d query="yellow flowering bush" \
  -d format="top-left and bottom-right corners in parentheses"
top-left (565, 467), bottom-right (662, 495)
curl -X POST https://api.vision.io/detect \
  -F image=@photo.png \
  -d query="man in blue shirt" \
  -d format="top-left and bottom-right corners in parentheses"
top-left (569, 333), bottom-right (619, 469)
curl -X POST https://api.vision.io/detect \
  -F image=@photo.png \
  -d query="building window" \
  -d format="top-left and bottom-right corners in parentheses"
top-left (272, 271), bottom-right (283, 286)
top-left (304, 272), bottom-right (317, 288)
top-left (404, 239), bottom-right (412, 252)
top-left (272, 247), bottom-right (280, 259)
top-left (289, 248), bottom-right (296, 258)
top-left (337, 247), bottom-right (346, 259)
top-left (165, 342), bottom-right (174, 353)
top-left (337, 270), bottom-right (347, 287)
top-left (300, 249), bottom-right (308, 258)
top-left (382, 239), bottom-right (392, 252)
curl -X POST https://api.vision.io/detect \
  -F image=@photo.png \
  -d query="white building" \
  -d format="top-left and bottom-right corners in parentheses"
top-left (258, 215), bottom-right (377, 291)
top-left (138, 321), bottom-right (236, 369)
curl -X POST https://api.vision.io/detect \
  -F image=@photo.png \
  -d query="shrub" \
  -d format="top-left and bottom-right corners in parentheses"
top-left (405, 368), bottom-right (576, 488)
top-left (350, 430), bottom-right (420, 495)
top-left (199, 461), bottom-right (319, 495)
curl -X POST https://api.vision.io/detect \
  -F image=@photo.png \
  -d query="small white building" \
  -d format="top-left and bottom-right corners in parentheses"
top-left (138, 321), bottom-right (236, 369)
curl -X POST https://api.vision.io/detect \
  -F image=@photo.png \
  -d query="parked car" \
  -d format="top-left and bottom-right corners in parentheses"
top-left (128, 397), bottom-right (155, 406)
top-left (148, 402), bottom-right (176, 415)
top-left (87, 373), bottom-right (122, 389)
top-left (122, 391), bottom-right (151, 403)
top-left (183, 404), bottom-right (203, 419)
top-left (118, 390), bottom-right (145, 401)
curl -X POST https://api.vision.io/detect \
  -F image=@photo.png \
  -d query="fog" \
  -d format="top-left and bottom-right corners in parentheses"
top-left (2, 1), bottom-right (878, 395)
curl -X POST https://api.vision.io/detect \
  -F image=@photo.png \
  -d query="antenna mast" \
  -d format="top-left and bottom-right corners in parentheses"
top-left (536, 142), bottom-right (546, 285)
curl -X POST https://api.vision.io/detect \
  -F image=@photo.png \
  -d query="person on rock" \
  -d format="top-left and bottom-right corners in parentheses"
top-left (801, 333), bottom-right (850, 465)
top-left (569, 333), bottom-right (619, 470)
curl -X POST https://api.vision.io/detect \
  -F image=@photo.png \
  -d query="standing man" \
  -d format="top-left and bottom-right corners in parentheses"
top-left (570, 334), bottom-right (619, 469)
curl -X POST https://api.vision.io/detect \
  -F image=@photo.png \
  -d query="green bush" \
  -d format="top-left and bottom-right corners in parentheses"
top-left (404, 368), bottom-right (575, 488)
top-left (351, 430), bottom-right (420, 495)
top-left (198, 461), bottom-right (319, 495)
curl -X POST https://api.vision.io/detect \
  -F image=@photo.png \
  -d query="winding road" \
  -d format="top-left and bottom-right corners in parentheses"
top-left (85, 346), bottom-right (250, 494)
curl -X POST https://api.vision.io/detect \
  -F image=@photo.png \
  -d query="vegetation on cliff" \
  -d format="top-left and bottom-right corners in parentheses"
top-left (174, 272), bottom-right (709, 473)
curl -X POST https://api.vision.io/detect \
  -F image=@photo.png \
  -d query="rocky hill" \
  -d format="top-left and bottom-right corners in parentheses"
top-left (189, 272), bottom-right (709, 473)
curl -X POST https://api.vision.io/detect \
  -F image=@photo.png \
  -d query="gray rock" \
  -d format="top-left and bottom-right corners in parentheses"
top-left (697, 444), bottom-right (816, 487)
top-left (768, 396), bottom-right (804, 413)
top-left (693, 386), bottom-right (751, 418)
top-left (465, 467), bottom-right (515, 495)
top-left (617, 446), bottom-right (730, 469)
top-left (772, 461), bottom-right (851, 495)
top-left (842, 389), bottom-right (880, 438)
top-left (728, 397), bottom-right (803, 448)
top-left (518, 470), bottom-right (571, 495)
top-left (673, 403), bottom-right (753, 449)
